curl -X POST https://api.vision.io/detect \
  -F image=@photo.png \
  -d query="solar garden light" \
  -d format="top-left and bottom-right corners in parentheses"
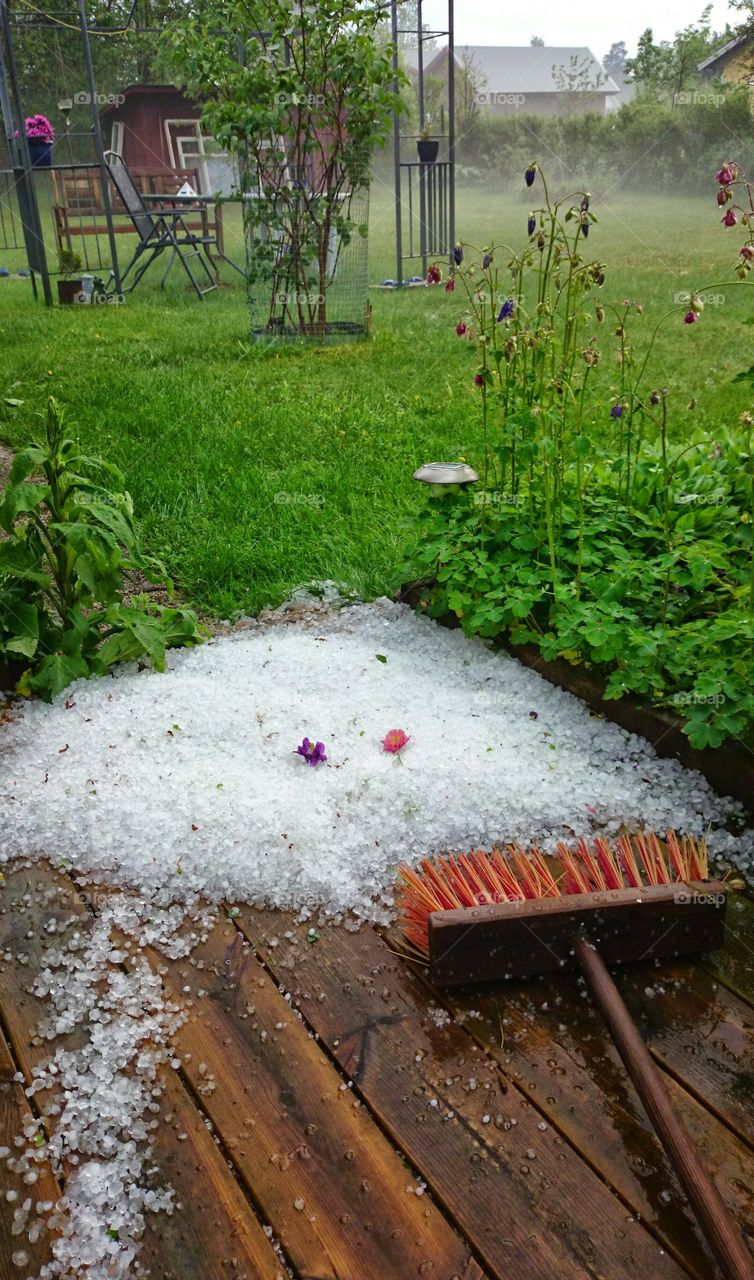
top-left (412, 462), bottom-right (479, 486)
top-left (58, 99), bottom-right (73, 130)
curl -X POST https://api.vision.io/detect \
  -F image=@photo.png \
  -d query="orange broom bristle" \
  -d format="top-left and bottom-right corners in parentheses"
top-left (395, 830), bottom-right (710, 959)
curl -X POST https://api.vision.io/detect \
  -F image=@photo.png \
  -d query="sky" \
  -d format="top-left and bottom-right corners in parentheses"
top-left (419, 0), bottom-right (740, 60)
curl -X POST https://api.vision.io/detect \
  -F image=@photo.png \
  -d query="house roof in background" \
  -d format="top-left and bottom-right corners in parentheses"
top-left (698, 33), bottom-right (751, 73)
top-left (403, 44), bottom-right (619, 95)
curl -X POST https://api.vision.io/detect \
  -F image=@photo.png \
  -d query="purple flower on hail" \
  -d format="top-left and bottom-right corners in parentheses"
top-left (722, 210), bottom-right (737, 227)
top-left (610, 404), bottom-right (624, 419)
top-left (482, 252), bottom-right (492, 269)
top-left (525, 164), bottom-right (537, 187)
top-left (497, 299), bottom-right (515, 322)
top-left (453, 243), bottom-right (463, 266)
top-left (527, 213), bottom-right (536, 236)
top-left (295, 737), bottom-right (327, 767)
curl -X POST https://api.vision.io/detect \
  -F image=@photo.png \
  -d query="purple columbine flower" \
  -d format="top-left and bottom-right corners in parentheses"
top-left (497, 299), bottom-right (515, 322)
top-left (684, 310), bottom-right (699, 325)
top-left (525, 164), bottom-right (537, 187)
top-left (527, 213), bottom-right (536, 236)
top-left (581, 220), bottom-right (589, 238)
top-left (716, 164), bottom-right (736, 186)
top-left (453, 243), bottom-right (463, 266)
top-left (482, 252), bottom-right (492, 269)
top-left (295, 737), bottom-right (327, 767)
top-left (722, 209), bottom-right (737, 227)
top-left (610, 403), bottom-right (624, 419)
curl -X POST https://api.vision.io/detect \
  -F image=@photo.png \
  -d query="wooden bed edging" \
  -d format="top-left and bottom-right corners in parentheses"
top-left (397, 581), bottom-right (754, 816)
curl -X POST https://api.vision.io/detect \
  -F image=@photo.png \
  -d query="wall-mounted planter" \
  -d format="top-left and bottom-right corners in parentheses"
top-left (397, 581), bottom-right (754, 816)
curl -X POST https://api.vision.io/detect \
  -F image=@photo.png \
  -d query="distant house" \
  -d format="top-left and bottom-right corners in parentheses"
top-left (404, 45), bottom-right (620, 116)
top-left (100, 85), bottom-right (237, 195)
top-left (699, 34), bottom-right (754, 93)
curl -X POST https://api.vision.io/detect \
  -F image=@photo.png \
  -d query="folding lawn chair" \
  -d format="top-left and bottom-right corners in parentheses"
top-left (103, 153), bottom-right (218, 300)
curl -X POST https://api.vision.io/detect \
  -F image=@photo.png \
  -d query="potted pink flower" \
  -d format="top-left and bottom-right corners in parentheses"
top-left (23, 114), bottom-right (55, 168)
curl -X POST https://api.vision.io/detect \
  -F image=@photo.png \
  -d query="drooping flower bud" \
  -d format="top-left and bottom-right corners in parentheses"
top-left (689, 294), bottom-right (704, 314)
top-left (722, 210), bottom-right (737, 227)
top-left (741, 245), bottom-right (754, 261)
top-left (427, 262), bottom-right (442, 284)
top-left (610, 403), bottom-right (624, 419)
top-left (717, 188), bottom-right (731, 206)
top-left (649, 390), bottom-right (661, 406)
top-left (525, 163), bottom-right (537, 187)
top-left (453, 243), bottom-right (463, 266)
top-left (595, 304), bottom-right (605, 322)
top-left (455, 321), bottom-right (467, 336)
top-left (684, 310), bottom-right (699, 324)
top-left (527, 213), bottom-right (536, 236)
top-left (445, 276), bottom-right (457, 292)
top-left (715, 164), bottom-right (736, 186)
top-left (482, 252), bottom-right (492, 269)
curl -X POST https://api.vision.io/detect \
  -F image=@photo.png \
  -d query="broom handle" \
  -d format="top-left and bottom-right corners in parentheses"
top-left (574, 937), bottom-right (754, 1280)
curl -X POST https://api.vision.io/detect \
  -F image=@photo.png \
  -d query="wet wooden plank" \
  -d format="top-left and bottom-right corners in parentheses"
top-left (239, 907), bottom-right (693, 1280)
top-left (615, 960), bottom-right (754, 1146)
top-left (0, 1022), bottom-right (61, 1278)
top-left (0, 862), bottom-right (292, 1280)
top-left (153, 918), bottom-right (486, 1280)
top-left (699, 891), bottom-right (754, 1009)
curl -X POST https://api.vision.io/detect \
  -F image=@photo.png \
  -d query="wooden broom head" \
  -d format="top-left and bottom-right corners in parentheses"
top-left (395, 831), bottom-right (727, 987)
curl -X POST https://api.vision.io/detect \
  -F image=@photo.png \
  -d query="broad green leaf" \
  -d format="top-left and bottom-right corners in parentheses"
top-left (29, 653), bottom-right (89, 701)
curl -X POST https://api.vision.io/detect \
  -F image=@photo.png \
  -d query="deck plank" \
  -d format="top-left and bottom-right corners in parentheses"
top-left (239, 907), bottom-right (693, 1280)
top-left (0, 863), bottom-right (291, 1280)
top-left (0, 1022), bottom-right (61, 1278)
top-left (152, 918), bottom-right (487, 1280)
top-left (700, 891), bottom-right (754, 1009)
top-left (616, 960), bottom-right (754, 1145)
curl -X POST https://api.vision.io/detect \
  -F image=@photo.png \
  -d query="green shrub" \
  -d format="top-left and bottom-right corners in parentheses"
top-left (0, 398), bottom-right (206, 700)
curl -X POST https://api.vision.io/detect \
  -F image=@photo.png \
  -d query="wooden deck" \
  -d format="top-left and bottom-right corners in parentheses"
top-left (1, 860), bottom-right (752, 1280)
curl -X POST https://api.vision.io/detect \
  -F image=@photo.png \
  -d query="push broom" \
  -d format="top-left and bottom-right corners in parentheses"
top-left (397, 830), bottom-right (754, 1280)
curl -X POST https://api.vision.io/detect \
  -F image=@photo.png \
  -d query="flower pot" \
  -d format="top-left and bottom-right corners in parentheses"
top-left (27, 139), bottom-right (52, 168)
top-left (57, 278), bottom-right (85, 305)
top-left (417, 139), bottom-right (439, 163)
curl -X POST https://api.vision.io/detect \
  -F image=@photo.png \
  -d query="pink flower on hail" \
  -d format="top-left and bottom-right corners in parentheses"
top-left (382, 728), bottom-right (410, 754)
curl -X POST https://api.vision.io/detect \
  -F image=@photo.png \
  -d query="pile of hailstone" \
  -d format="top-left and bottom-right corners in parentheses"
top-left (1, 598), bottom-right (752, 912)
top-left (1, 595), bottom-right (752, 1278)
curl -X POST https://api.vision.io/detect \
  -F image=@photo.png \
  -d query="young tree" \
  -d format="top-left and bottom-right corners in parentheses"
top-left (530, 36), bottom-right (545, 46)
top-left (164, 0), bottom-right (400, 337)
top-left (552, 55), bottom-right (606, 115)
top-left (626, 9), bottom-right (723, 106)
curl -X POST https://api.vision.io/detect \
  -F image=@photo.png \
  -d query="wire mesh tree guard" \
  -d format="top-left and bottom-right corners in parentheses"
top-left (243, 152), bottom-right (370, 344)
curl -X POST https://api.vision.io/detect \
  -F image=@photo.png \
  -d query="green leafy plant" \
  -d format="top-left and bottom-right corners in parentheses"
top-left (402, 164), bottom-right (754, 750)
top-left (57, 249), bottom-right (83, 279)
top-left (0, 398), bottom-right (206, 700)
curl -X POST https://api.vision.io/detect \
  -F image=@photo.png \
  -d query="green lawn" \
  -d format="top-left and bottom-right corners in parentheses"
top-left (1, 178), bottom-right (752, 620)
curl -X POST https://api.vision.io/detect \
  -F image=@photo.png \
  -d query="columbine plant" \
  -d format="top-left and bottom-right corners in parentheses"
top-left (403, 164), bottom-right (754, 749)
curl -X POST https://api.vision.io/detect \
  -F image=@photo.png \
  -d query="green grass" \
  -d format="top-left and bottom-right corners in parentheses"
top-left (1, 179), bottom-right (753, 619)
